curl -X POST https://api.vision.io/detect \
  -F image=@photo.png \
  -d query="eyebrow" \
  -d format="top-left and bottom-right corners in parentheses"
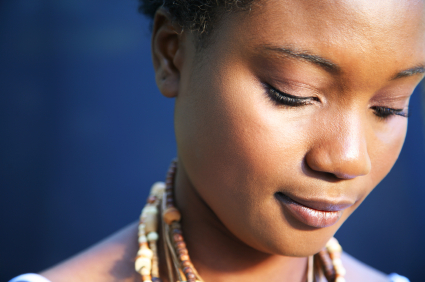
top-left (261, 45), bottom-right (425, 80)
top-left (393, 65), bottom-right (425, 79)
top-left (261, 45), bottom-right (340, 73)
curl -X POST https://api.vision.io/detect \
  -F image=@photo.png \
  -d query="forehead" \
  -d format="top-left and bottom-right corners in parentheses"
top-left (249, 0), bottom-right (425, 35)
top-left (220, 1), bottom-right (423, 56)
top-left (252, 1), bottom-right (423, 47)
top-left (210, 0), bottom-right (425, 84)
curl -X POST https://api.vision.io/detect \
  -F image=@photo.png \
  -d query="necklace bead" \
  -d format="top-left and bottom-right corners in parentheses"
top-left (163, 207), bottom-right (182, 225)
top-left (136, 160), bottom-right (345, 282)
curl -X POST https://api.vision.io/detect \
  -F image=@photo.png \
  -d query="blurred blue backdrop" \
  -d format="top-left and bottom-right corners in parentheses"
top-left (1, 1), bottom-right (424, 281)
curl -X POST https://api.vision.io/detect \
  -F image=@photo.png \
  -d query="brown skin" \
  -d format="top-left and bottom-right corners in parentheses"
top-left (41, 0), bottom-right (425, 281)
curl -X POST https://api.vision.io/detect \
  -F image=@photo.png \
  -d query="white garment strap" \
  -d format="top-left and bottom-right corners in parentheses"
top-left (8, 271), bottom-right (409, 282)
top-left (9, 273), bottom-right (52, 282)
top-left (388, 273), bottom-right (410, 282)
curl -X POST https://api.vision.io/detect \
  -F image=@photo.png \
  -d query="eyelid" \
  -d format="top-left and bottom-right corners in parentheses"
top-left (371, 106), bottom-right (409, 119)
top-left (266, 82), bottom-right (410, 119)
top-left (263, 83), bottom-right (320, 108)
top-left (264, 83), bottom-right (319, 100)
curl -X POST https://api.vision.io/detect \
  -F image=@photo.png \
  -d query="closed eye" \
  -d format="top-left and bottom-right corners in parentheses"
top-left (371, 106), bottom-right (409, 119)
top-left (264, 83), bottom-right (318, 107)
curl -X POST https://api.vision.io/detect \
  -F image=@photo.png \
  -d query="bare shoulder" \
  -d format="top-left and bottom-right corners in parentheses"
top-left (40, 222), bottom-right (140, 282)
top-left (342, 252), bottom-right (388, 282)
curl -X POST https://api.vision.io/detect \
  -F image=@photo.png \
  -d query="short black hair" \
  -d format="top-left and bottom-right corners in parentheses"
top-left (139, 0), bottom-right (254, 36)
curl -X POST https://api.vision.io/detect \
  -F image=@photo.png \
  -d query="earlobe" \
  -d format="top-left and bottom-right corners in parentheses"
top-left (151, 8), bottom-right (184, 98)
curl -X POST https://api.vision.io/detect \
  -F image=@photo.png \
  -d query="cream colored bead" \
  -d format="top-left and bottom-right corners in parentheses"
top-left (335, 276), bottom-right (346, 282)
top-left (140, 265), bottom-right (151, 276)
top-left (138, 225), bottom-right (146, 236)
top-left (140, 207), bottom-right (156, 221)
top-left (150, 182), bottom-right (166, 196)
top-left (326, 237), bottom-right (339, 246)
top-left (329, 251), bottom-right (341, 259)
top-left (332, 258), bottom-right (343, 267)
top-left (138, 223), bottom-right (146, 231)
top-left (326, 238), bottom-right (342, 253)
top-left (144, 216), bottom-right (158, 234)
top-left (163, 207), bottom-right (181, 225)
top-left (142, 206), bottom-right (159, 233)
top-left (335, 265), bottom-right (347, 276)
top-left (138, 247), bottom-right (154, 258)
top-left (147, 231), bottom-right (159, 242)
top-left (135, 257), bottom-right (151, 273)
top-left (142, 205), bottom-right (158, 216)
top-left (138, 235), bottom-right (147, 244)
top-left (328, 245), bottom-right (342, 253)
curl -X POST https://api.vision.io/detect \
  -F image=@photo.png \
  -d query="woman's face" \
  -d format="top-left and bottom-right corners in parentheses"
top-left (173, 0), bottom-right (425, 256)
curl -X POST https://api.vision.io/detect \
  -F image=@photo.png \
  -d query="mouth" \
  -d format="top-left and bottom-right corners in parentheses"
top-left (275, 192), bottom-right (353, 228)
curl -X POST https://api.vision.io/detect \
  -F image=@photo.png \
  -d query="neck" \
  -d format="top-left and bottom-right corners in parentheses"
top-left (171, 162), bottom-right (308, 282)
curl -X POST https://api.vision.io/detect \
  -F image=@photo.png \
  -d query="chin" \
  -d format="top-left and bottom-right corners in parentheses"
top-left (232, 217), bottom-right (343, 258)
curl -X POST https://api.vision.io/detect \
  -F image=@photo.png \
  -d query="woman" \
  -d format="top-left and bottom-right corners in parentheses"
top-left (10, 0), bottom-right (424, 281)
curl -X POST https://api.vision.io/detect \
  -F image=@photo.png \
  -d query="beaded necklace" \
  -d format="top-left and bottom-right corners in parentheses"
top-left (136, 160), bottom-right (346, 282)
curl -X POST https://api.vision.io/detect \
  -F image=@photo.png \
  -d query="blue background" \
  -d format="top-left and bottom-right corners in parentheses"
top-left (1, 1), bottom-right (424, 281)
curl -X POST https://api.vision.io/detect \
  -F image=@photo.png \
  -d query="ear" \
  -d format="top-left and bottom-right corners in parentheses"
top-left (151, 8), bottom-right (185, 98)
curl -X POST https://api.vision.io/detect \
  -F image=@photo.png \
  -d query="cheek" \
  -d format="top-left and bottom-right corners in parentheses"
top-left (175, 62), bottom-right (308, 196)
top-left (339, 118), bottom-right (408, 222)
top-left (367, 118), bottom-right (407, 190)
top-left (174, 64), bottom-right (319, 253)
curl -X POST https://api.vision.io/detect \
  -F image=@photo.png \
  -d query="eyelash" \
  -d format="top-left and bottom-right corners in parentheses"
top-left (371, 106), bottom-right (409, 119)
top-left (265, 83), bottom-right (409, 120)
top-left (265, 84), bottom-right (317, 107)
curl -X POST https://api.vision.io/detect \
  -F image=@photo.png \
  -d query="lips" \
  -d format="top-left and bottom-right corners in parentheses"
top-left (275, 192), bottom-right (353, 228)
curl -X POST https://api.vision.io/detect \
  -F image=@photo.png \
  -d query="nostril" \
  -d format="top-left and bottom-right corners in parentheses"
top-left (317, 170), bottom-right (345, 182)
top-left (333, 172), bottom-right (357, 180)
top-left (304, 146), bottom-right (371, 181)
top-left (302, 159), bottom-right (344, 182)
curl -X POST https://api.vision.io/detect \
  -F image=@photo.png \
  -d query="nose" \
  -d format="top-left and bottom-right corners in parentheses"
top-left (305, 115), bottom-right (371, 180)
